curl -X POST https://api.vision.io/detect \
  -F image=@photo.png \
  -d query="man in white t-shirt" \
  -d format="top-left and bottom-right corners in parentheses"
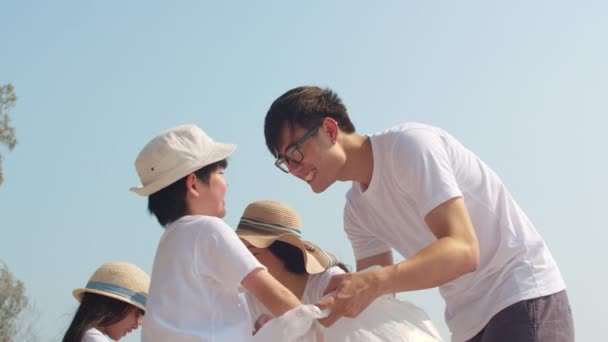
top-left (262, 86), bottom-right (574, 342)
top-left (130, 124), bottom-right (301, 341)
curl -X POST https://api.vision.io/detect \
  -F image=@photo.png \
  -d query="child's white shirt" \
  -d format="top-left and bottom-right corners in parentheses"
top-left (82, 328), bottom-right (108, 342)
top-left (142, 215), bottom-right (265, 342)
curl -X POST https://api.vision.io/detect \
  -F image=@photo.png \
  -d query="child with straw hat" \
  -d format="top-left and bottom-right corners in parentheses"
top-left (63, 261), bottom-right (150, 342)
top-left (237, 200), bottom-right (443, 341)
top-left (130, 124), bottom-right (301, 341)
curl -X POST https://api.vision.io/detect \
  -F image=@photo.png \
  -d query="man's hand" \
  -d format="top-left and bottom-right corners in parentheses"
top-left (315, 270), bottom-right (382, 327)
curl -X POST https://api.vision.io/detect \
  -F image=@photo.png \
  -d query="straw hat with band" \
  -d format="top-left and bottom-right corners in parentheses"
top-left (130, 124), bottom-right (236, 196)
top-left (236, 200), bottom-right (339, 274)
top-left (72, 262), bottom-right (151, 311)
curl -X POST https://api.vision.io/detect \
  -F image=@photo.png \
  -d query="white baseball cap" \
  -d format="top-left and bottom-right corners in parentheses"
top-left (130, 124), bottom-right (236, 196)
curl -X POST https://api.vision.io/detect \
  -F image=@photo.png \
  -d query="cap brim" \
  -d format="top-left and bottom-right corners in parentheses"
top-left (130, 143), bottom-right (236, 196)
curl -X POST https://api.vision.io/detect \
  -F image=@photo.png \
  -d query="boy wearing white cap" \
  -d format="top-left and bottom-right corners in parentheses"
top-left (131, 124), bottom-right (300, 341)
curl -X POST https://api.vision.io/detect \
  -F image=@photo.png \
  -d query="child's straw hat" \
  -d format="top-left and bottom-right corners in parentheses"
top-left (236, 200), bottom-right (338, 274)
top-left (72, 261), bottom-right (150, 311)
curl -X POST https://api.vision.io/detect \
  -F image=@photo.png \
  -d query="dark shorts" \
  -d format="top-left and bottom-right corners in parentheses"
top-left (466, 290), bottom-right (574, 342)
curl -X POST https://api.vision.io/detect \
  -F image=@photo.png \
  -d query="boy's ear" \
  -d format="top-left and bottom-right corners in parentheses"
top-left (185, 173), bottom-right (200, 197)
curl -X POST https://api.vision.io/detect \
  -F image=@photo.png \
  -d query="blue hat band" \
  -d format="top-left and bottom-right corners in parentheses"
top-left (238, 217), bottom-right (302, 237)
top-left (86, 281), bottom-right (146, 308)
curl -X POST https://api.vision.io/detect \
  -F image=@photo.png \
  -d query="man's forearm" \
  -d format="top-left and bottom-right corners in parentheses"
top-left (373, 236), bottom-right (479, 296)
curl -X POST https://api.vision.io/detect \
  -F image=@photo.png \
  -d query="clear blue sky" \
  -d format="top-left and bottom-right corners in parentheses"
top-left (1, 1), bottom-right (606, 341)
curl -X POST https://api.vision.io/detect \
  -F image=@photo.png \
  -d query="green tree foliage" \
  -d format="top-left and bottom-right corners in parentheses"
top-left (0, 262), bottom-right (37, 342)
top-left (0, 83), bottom-right (18, 186)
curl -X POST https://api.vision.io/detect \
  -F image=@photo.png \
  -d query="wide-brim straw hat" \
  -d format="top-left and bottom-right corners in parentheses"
top-left (130, 124), bottom-right (236, 196)
top-left (236, 200), bottom-right (338, 274)
top-left (72, 261), bottom-right (150, 311)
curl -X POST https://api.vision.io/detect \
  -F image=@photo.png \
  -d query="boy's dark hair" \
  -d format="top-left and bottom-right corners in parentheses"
top-left (148, 159), bottom-right (227, 227)
top-left (264, 86), bottom-right (356, 157)
top-left (268, 240), bottom-right (350, 275)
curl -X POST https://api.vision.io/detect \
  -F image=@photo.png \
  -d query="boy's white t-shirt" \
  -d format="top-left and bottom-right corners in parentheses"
top-left (142, 215), bottom-right (265, 342)
top-left (344, 123), bottom-right (565, 342)
top-left (82, 328), bottom-right (108, 342)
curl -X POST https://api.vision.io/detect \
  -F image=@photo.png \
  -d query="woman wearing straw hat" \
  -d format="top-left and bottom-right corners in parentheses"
top-left (63, 261), bottom-right (150, 342)
top-left (237, 200), bottom-right (443, 341)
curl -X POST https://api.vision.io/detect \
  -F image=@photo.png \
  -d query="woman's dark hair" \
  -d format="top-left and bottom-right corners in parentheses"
top-left (62, 292), bottom-right (143, 342)
top-left (264, 86), bottom-right (356, 157)
top-left (148, 159), bottom-right (228, 227)
top-left (268, 240), bottom-right (350, 274)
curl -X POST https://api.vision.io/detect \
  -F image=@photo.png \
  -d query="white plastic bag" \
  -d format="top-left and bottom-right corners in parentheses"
top-left (252, 305), bottom-right (325, 342)
top-left (324, 295), bottom-right (443, 342)
top-left (253, 296), bottom-right (442, 342)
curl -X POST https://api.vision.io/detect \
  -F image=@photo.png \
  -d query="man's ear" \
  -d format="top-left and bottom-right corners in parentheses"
top-left (322, 117), bottom-right (339, 144)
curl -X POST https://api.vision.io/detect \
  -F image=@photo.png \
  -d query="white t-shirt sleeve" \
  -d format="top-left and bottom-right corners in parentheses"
top-left (344, 200), bottom-right (392, 260)
top-left (81, 328), bottom-right (109, 342)
top-left (194, 217), bottom-right (265, 289)
top-left (392, 128), bottom-right (462, 217)
top-left (304, 266), bottom-right (346, 303)
top-left (245, 291), bottom-right (271, 323)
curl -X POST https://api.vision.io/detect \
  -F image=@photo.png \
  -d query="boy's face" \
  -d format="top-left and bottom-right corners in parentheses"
top-left (194, 167), bottom-right (228, 218)
top-left (275, 120), bottom-right (344, 193)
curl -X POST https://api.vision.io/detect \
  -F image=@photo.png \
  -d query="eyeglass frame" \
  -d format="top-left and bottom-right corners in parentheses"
top-left (274, 125), bottom-right (321, 173)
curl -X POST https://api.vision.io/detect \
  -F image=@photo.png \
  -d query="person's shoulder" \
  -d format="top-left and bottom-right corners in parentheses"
top-left (325, 265), bottom-right (347, 276)
top-left (82, 328), bottom-right (109, 342)
top-left (368, 123), bottom-right (431, 151)
top-left (376, 123), bottom-right (452, 154)
top-left (171, 215), bottom-right (228, 228)
top-left (312, 266), bottom-right (346, 285)
top-left (166, 215), bottom-right (232, 238)
top-left (305, 266), bottom-right (347, 302)
top-left (372, 122), bottom-right (443, 139)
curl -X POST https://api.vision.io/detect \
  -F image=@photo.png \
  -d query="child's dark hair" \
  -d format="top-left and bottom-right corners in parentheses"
top-left (268, 240), bottom-right (350, 274)
top-left (62, 292), bottom-right (143, 342)
top-left (148, 159), bottom-right (227, 226)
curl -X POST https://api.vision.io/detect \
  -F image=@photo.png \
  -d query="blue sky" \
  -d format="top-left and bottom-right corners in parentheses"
top-left (1, 1), bottom-right (606, 341)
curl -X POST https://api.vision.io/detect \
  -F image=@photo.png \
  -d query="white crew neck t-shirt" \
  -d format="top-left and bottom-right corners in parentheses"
top-left (344, 123), bottom-right (565, 341)
top-left (82, 328), bottom-right (108, 342)
top-left (142, 215), bottom-right (265, 342)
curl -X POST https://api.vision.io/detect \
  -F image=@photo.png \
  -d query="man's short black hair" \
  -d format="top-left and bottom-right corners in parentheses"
top-left (264, 86), bottom-right (355, 157)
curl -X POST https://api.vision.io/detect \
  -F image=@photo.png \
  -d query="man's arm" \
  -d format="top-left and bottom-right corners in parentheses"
top-left (376, 196), bottom-right (479, 293)
top-left (318, 197), bottom-right (480, 325)
top-left (356, 250), bottom-right (393, 271)
top-left (241, 268), bottom-right (301, 317)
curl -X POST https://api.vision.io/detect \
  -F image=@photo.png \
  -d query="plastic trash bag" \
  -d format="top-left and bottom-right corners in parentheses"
top-left (253, 295), bottom-right (443, 342)
top-left (252, 305), bottom-right (325, 342)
